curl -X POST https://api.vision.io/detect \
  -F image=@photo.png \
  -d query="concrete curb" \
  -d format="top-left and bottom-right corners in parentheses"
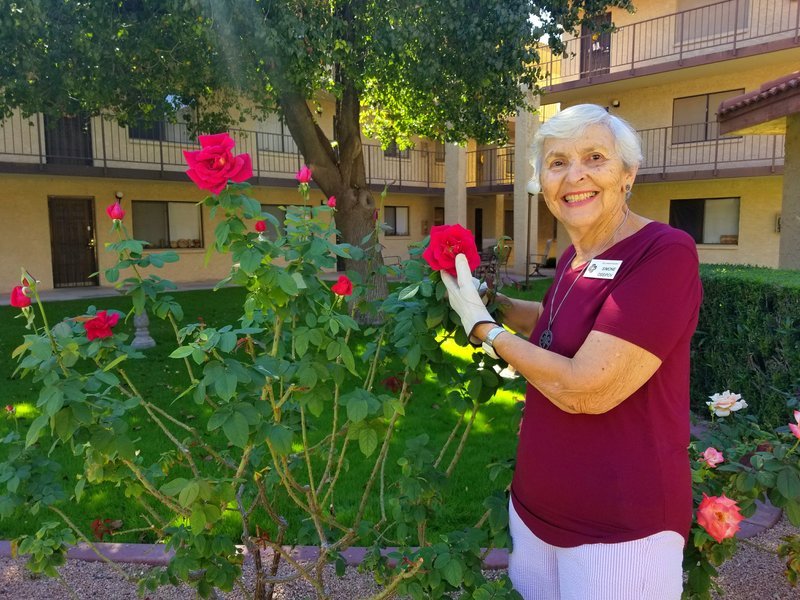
top-left (0, 498), bottom-right (780, 568)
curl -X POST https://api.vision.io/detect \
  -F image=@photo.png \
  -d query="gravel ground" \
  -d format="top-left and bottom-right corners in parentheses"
top-left (1, 517), bottom-right (797, 599)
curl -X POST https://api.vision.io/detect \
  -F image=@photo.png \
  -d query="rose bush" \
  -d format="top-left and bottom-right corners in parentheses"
top-left (684, 391), bottom-right (800, 599)
top-left (1, 153), bottom-right (519, 599)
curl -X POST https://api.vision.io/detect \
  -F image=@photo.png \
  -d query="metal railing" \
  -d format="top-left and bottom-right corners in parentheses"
top-left (0, 112), bottom-right (447, 190)
top-left (465, 146), bottom-right (515, 188)
top-left (638, 123), bottom-right (785, 176)
top-left (541, 0), bottom-right (800, 87)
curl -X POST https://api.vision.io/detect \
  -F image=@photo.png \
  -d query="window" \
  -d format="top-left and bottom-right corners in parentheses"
top-left (675, 0), bottom-right (749, 44)
top-left (384, 141), bottom-right (410, 159)
top-left (384, 206), bottom-right (409, 236)
top-left (672, 89), bottom-right (743, 143)
top-left (132, 201), bottom-right (203, 249)
top-left (435, 141), bottom-right (446, 163)
top-left (669, 197), bottom-right (740, 245)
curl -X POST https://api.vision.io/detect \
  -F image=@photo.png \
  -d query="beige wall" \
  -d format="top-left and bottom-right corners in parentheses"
top-left (633, 176), bottom-right (782, 267)
top-left (0, 172), bottom-right (441, 292)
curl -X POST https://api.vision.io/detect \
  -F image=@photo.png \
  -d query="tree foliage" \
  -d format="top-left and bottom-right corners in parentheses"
top-left (0, 0), bottom-right (633, 274)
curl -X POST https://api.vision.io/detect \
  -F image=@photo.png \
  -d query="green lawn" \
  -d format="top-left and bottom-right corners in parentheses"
top-left (0, 279), bottom-right (550, 543)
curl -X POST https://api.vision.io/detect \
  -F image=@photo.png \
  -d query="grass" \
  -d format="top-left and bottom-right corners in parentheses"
top-left (0, 278), bottom-right (551, 544)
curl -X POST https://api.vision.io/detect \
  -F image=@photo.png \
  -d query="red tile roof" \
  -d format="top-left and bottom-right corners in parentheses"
top-left (718, 71), bottom-right (800, 117)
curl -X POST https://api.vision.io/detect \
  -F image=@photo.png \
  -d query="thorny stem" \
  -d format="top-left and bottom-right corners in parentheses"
top-left (49, 505), bottom-right (133, 581)
top-left (56, 573), bottom-right (81, 600)
top-left (30, 287), bottom-right (69, 376)
top-left (446, 402), bottom-right (480, 478)
top-left (144, 400), bottom-right (236, 470)
top-left (260, 539), bottom-right (328, 599)
top-left (366, 557), bottom-right (425, 600)
top-left (364, 329), bottom-right (386, 391)
top-left (118, 368), bottom-right (201, 478)
top-left (355, 373), bottom-right (411, 527)
top-left (122, 458), bottom-right (190, 517)
top-left (434, 412), bottom-right (466, 469)
top-left (321, 436), bottom-right (350, 508)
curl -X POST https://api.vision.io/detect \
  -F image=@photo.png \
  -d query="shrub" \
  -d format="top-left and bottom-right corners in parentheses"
top-left (692, 264), bottom-right (800, 427)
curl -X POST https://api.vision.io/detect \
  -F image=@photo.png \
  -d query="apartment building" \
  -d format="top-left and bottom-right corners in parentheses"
top-left (2, 0), bottom-right (797, 293)
top-left (0, 100), bottom-right (451, 292)
top-left (535, 0), bottom-right (799, 267)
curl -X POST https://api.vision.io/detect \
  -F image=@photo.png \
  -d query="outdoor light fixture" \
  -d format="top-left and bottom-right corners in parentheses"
top-left (611, 99), bottom-right (621, 107)
top-left (115, 191), bottom-right (124, 200)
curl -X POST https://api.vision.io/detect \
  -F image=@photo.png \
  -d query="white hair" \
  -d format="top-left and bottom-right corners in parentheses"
top-left (528, 104), bottom-right (643, 194)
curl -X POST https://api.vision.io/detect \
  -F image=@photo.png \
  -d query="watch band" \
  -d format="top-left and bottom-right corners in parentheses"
top-left (481, 325), bottom-right (507, 360)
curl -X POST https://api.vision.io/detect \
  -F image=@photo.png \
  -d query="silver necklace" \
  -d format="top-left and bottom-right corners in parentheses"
top-left (538, 208), bottom-right (630, 350)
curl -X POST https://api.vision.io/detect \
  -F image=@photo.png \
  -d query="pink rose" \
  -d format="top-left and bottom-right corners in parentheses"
top-left (255, 220), bottom-right (266, 233)
top-left (327, 196), bottom-right (337, 208)
top-left (5, 405), bottom-right (14, 413)
top-left (706, 390), bottom-right (747, 417)
top-left (699, 447), bottom-right (724, 468)
top-left (789, 410), bottom-right (800, 440)
top-left (10, 286), bottom-right (31, 308)
top-left (697, 493), bottom-right (744, 543)
top-left (422, 224), bottom-right (481, 277)
top-left (183, 133), bottom-right (253, 195)
top-left (83, 310), bottom-right (120, 341)
top-left (331, 275), bottom-right (353, 297)
top-left (296, 165), bottom-right (312, 184)
top-left (106, 201), bottom-right (125, 221)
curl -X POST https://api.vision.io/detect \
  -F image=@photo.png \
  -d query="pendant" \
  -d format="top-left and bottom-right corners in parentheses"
top-left (539, 329), bottom-right (553, 349)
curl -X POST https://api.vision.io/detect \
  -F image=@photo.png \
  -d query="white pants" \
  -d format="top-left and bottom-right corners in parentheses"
top-left (508, 500), bottom-right (684, 600)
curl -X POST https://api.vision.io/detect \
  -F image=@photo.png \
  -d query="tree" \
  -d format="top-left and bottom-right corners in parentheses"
top-left (0, 0), bottom-right (632, 289)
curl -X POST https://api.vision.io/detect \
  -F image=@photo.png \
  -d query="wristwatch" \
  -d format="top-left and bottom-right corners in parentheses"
top-left (481, 326), bottom-right (507, 360)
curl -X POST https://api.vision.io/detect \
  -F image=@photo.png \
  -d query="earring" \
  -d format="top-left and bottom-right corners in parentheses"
top-left (625, 183), bottom-right (632, 202)
top-left (625, 184), bottom-right (631, 192)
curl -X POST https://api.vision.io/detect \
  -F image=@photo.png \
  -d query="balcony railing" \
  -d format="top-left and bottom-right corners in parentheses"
top-left (465, 146), bottom-right (515, 189)
top-left (638, 123), bottom-right (785, 177)
top-left (0, 112), bottom-right (446, 190)
top-left (541, 0), bottom-right (800, 87)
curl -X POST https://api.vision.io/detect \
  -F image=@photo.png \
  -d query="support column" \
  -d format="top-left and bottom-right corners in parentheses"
top-left (444, 143), bottom-right (467, 226)
top-left (494, 194), bottom-right (506, 245)
top-left (779, 113), bottom-right (800, 269)
top-left (513, 91), bottom-right (541, 275)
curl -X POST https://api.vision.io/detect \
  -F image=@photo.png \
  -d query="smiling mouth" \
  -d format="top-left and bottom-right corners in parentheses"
top-left (562, 191), bottom-right (598, 203)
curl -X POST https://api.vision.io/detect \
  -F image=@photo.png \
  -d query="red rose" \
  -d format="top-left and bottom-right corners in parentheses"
top-left (697, 493), bottom-right (744, 543)
top-left (331, 275), bottom-right (353, 297)
top-left (106, 201), bottom-right (125, 221)
top-left (84, 310), bottom-right (120, 341)
top-left (327, 196), bottom-right (337, 208)
top-left (296, 165), bottom-right (312, 184)
top-left (255, 220), bottom-right (266, 233)
top-left (422, 224), bottom-right (481, 277)
top-left (183, 133), bottom-right (253, 195)
top-left (10, 286), bottom-right (31, 308)
top-left (5, 405), bottom-right (14, 413)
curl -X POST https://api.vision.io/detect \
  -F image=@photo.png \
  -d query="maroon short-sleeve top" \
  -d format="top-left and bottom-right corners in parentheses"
top-left (510, 221), bottom-right (702, 548)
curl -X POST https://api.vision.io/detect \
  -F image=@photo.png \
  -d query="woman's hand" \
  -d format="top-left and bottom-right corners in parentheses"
top-left (442, 254), bottom-right (495, 343)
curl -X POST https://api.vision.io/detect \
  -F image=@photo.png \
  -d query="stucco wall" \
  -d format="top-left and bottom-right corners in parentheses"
top-left (0, 173), bottom-right (442, 292)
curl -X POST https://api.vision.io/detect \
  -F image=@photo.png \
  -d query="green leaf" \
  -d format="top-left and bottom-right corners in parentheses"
top-left (777, 468), bottom-right (800, 500)
top-left (784, 499), bottom-right (800, 526)
top-left (339, 343), bottom-right (357, 375)
top-left (178, 481), bottom-right (200, 508)
top-left (238, 247), bottom-right (263, 275)
top-left (207, 410), bottom-right (228, 432)
top-left (74, 478), bottom-right (86, 503)
top-left (346, 394), bottom-right (368, 423)
top-left (359, 427), bottom-right (378, 457)
top-left (170, 346), bottom-right (195, 359)
top-left (266, 424), bottom-right (293, 455)
top-left (160, 478), bottom-right (189, 497)
top-left (398, 283), bottom-right (419, 300)
top-left (223, 412), bottom-right (249, 448)
top-left (190, 505), bottom-right (207, 532)
top-left (25, 414), bottom-right (49, 448)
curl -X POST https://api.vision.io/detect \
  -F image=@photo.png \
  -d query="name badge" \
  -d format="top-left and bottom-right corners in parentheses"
top-left (584, 259), bottom-right (622, 279)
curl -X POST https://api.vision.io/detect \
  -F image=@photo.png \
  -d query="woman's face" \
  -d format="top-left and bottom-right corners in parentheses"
top-left (539, 124), bottom-right (637, 235)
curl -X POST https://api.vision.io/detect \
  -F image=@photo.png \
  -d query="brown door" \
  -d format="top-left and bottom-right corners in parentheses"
top-left (48, 197), bottom-right (99, 287)
top-left (44, 114), bottom-right (93, 166)
top-left (580, 13), bottom-right (612, 77)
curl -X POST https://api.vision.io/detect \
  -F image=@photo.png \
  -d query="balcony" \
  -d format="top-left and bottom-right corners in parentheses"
top-left (541, 0), bottom-right (800, 91)
top-left (466, 146), bottom-right (515, 191)
top-left (637, 123), bottom-right (785, 182)
top-left (0, 112), bottom-right (446, 193)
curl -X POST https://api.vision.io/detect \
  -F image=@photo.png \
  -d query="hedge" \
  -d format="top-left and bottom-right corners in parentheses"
top-left (691, 264), bottom-right (800, 427)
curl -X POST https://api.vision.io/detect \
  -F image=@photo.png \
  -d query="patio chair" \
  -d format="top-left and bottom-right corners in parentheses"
top-left (475, 242), bottom-right (512, 285)
top-left (528, 238), bottom-right (553, 278)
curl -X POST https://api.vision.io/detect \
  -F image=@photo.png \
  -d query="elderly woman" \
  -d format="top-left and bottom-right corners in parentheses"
top-left (443, 104), bottom-right (702, 599)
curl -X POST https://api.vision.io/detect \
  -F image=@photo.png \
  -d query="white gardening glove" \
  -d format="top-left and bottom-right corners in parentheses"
top-left (442, 254), bottom-right (495, 344)
top-left (472, 277), bottom-right (490, 305)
